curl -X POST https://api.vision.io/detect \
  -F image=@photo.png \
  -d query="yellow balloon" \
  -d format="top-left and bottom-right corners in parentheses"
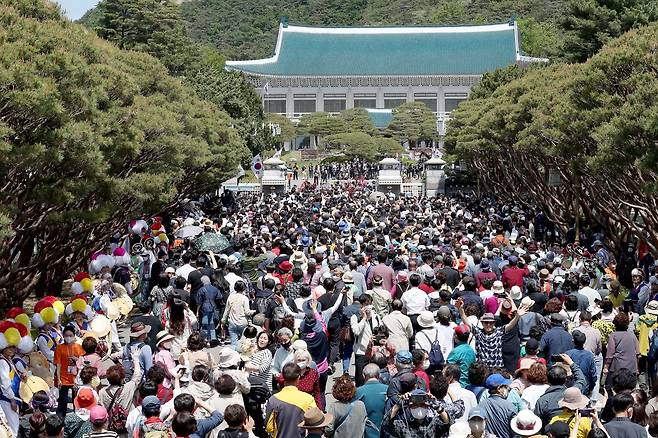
top-left (40, 307), bottom-right (57, 324)
top-left (4, 328), bottom-right (20, 347)
top-left (15, 314), bottom-right (30, 328)
top-left (52, 301), bottom-right (65, 315)
top-left (72, 299), bottom-right (86, 313)
top-left (80, 278), bottom-right (93, 292)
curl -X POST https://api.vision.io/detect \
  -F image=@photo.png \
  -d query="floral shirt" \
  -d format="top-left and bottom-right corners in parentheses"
top-left (592, 320), bottom-right (614, 347)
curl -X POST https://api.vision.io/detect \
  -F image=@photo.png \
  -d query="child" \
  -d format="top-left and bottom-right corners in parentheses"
top-left (217, 404), bottom-right (254, 438)
top-left (153, 331), bottom-right (176, 388)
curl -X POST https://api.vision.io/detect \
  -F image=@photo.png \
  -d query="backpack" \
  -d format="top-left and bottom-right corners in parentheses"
top-left (255, 293), bottom-right (272, 315)
top-left (428, 296), bottom-right (443, 313)
top-left (122, 341), bottom-right (145, 382)
top-left (421, 331), bottom-right (445, 368)
top-left (649, 328), bottom-right (658, 363)
top-left (107, 387), bottom-right (129, 433)
top-left (136, 418), bottom-right (172, 438)
top-left (244, 374), bottom-right (271, 406)
top-left (198, 286), bottom-right (217, 314)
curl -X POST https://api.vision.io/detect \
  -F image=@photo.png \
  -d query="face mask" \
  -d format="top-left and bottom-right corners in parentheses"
top-left (161, 341), bottom-right (172, 350)
top-left (281, 341), bottom-right (291, 349)
top-left (64, 336), bottom-right (75, 344)
top-left (422, 360), bottom-right (430, 370)
top-left (410, 406), bottom-right (428, 420)
top-left (297, 361), bottom-right (307, 369)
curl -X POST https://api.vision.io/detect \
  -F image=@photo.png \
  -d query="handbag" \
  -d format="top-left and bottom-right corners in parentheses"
top-left (333, 401), bottom-right (355, 432)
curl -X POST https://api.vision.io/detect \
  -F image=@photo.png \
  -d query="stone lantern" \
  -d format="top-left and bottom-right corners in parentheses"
top-left (424, 156), bottom-right (446, 196)
top-left (261, 157), bottom-right (287, 195)
top-left (377, 157), bottom-right (402, 195)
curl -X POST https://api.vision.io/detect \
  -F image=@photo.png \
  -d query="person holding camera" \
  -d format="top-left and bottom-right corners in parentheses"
top-left (351, 294), bottom-right (381, 387)
top-left (380, 388), bottom-right (450, 438)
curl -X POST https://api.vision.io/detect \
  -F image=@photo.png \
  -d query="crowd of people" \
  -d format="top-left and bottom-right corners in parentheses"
top-left (2, 184), bottom-right (658, 438)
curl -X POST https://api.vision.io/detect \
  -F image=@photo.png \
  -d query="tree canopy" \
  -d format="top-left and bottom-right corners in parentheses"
top-left (0, 0), bottom-right (247, 306)
top-left (387, 102), bottom-right (437, 148)
top-left (446, 22), bottom-right (658, 253)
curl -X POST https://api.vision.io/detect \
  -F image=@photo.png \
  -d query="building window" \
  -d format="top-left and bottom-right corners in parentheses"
top-left (324, 94), bottom-right (346, 112)
top-left (264, 99), bottom-right (286, 114)
top-left (384, 93), bottom-right (407, 109)
top-left (294, 100), bottom-right (316, 114)
top-left (414, 93), bottom-right (438, 112)
top-left (444, 93), bottom-right (468, 113)
top-left (354, 99), bottom-right (377, 109)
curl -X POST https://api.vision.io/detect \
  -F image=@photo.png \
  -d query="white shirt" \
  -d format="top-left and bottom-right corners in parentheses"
top-left (579, 286), bottom-right (602, 307)
top-left (225, 272), bottom-right (243, 294)
top-left (521, 384), bottom-right (549, 410)
top-left (415, 326), bottom-right (442, 352)
top-left (175, 263), bottom-right (195, 281)
top-left (435, 322), bottom-right (457, 357)
top-left (445, 382), bottom-right (477, 423)
top-left (401, 287), bottom-right (429, 315)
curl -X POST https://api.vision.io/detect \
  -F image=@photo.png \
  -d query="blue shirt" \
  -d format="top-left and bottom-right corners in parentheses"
top-left (566, 347), bottom-right (597, 393)
top-left (356, 380), bottom-right (388, 438)
top-left (539, 326), bottom-right (574, 362)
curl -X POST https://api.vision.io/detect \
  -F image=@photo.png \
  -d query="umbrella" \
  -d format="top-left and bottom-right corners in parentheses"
top-left (369, 191), bottom-right (386, 202)
top-left (174, 225), bottom-right (203, 238)
top-left (193, 233), bottom-right (231, 252)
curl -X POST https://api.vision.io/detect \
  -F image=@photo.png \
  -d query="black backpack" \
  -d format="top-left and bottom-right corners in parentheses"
top-left (255, 294), bottom-right (272, 315)
top-left (421, 331), bottom-right (445, 368)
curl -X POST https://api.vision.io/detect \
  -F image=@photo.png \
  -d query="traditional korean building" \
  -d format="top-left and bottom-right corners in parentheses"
top-left (226, 19), bottom-right (545, 146)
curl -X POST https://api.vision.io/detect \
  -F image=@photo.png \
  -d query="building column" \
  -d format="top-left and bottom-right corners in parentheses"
top-left (316, 89), bottom-right (323, 113)
top-left (376, 86), bottom-right (384, 109)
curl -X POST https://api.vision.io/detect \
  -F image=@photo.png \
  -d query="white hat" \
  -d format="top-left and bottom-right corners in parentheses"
top-left (521, 296), bottom-right (535, 308)
top-left (510, 410), bottom-right (542, 436)
top-left (510, 285), bottom-right (522, 300)
top-left (217, 347), bottom-right (240, 368)
top-left (645, 300), bottom-right (658, 316)
top-left (417, 311), bottom-right (436, 329)
top-left (632, 268), bottom-right (644, 277)
top-left (586, 305), bottom-right (602, 317)
top-left (492, 280), bottom-right (504, 293)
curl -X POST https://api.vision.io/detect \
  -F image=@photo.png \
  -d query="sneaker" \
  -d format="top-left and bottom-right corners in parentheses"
top-left (210, 339), bottom-right (221, 347)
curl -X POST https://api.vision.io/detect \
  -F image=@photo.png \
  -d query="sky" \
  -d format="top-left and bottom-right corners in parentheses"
top-left (55, 0), bottom-right (99, 20)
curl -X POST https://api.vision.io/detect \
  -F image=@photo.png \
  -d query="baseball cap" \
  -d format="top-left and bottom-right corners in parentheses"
top-left (468, 407), bottom-right (485, 420)
top-left (485, 373), bottom-right (512, 389)
top-left (509, 255), bottom-right (518, 264)
top-left (89, 405), bottom-right (108, 424)
top-left (141, 395), bottom-right (160, 410)
top-left (525, 338), bottom-right (539, 351)
top-left (164, 267), bottom-right (176, 274)
top-left (396, 351), bottom-right (413, 364)
top-left (454, 323), bottom-right (470, 336)
top-left (546, 421), bottom-right (570, 438)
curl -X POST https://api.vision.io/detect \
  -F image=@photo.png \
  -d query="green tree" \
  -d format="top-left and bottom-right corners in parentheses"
top-left (517, 17), bottom-right (561, 58)
top-left (322, 132), bottom-right (402, 161)
top-left (0, 0), bottom-right (246, 307)
top-left (297, 113), bottom-right (346, 148)
top-left (561, 0), bottom-right (658, 62)
top-left (387, 102), bottom-right (437, 148)
top-left (338, 108), bottom-right (378, 136)
top-left (96, 0), bottom-right (200, 76)
top-left (266, 113), bottom-right (296, 147)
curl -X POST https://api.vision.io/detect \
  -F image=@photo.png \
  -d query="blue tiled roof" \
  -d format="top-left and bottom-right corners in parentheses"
top-left (226, 23), bottom-right (519, 77)
top-left (366, 109), bottom-right (394, 128)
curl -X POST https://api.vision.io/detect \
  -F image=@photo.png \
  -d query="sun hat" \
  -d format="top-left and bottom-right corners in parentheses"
top-left (129, 322), bottom-right (151, 338)
top-left (73, 387), bottom-right (98, 410)
top-left (155, 330), bottom-right (175, 347)
top-left (645, 300), bottom-right (658, 316)
top-left (586, 305), bottom-right (602, 317)
top-left (485, 373), bottom-right (512, 389)
top-left (539, 268), bottom-right (550, 278)
top-left (417, 311), bottom-right (436, 329)
top-left (342, 272), bottom-right (354, 284)
top-left (631, 268), bottom-right (644, 277)
top-left (558, 387), bottom-right (589, 410)
top-left (510, 409), bottom-right (542, 436)
top-left (89, 405), bottom-right (108, 424)
top-left (510, 285), bottom-right (522, 300)
top-left (292, 340), bottom-right (308, 351)
top-left (480, 312), bottom-right (496, 323)
top-left (298, 407), bottom-right (334, 429)
top-left (521, 296), bottom-right (535, 308)
top-left (217, 347), bottom-right (240, 368)
top-left (492, 280), bottom-right (505, 296)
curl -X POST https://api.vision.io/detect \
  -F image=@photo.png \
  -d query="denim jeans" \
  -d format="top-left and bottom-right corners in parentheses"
top-left (592, 353), bottom-right (603, 400)
top-left (228, 323), bottom-right (246, 350)
top-left (201, 311), bottom-right (217, 341)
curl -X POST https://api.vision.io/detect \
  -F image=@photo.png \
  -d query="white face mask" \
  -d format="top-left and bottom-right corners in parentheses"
top-left (297, 361), bottom-right (307, 369)
top-left (410, 406), bottom-right (428, 420)
top-left (422, 360), bottom-right (430, 370)
top-left (64, 336), bottom-right (75, 344)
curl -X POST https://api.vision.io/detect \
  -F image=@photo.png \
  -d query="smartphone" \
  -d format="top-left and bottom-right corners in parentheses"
top-left (551, 354), bottom-right (564, 363)
top-left (578, 408), bottom-right (593, 417)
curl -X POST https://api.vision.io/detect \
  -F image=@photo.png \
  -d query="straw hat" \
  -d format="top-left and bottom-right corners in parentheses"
top-left (129, 322), bottom-right (151, 338)
top-left (89, 315), bottom-right (111, 337)
top-left (19, 376), bottom-right (50, 404)
top-left (217, 347), bottom-right (240, 368)
top-left (298, 407), bottom-right (334, 429)
top-left (155, 330), bottom-right (175, 347)
top-left (510, 410), bottom-right (542, 436)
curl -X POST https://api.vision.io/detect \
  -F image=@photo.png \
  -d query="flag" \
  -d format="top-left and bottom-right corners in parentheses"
top-left (235, 165), bottom-right (246, 181)
top-left (263, 82), bottom-right (270, 96)
top-left (251, 154), bottom-right (263, 179)
top-left (273, 148), bottom-right (282, 159)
